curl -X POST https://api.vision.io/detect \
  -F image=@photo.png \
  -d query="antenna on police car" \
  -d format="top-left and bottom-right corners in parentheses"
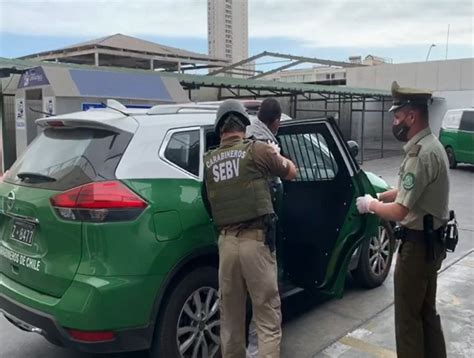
top-left (100, 99), bottom-right (130, 116)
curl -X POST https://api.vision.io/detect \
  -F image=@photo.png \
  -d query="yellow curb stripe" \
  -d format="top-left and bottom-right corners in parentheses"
top-left (339, 336), bottom-right (397, 358)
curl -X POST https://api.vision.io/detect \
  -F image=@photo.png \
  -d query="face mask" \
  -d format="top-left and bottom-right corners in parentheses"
top-left (392, 115), bottom-right (410, 142)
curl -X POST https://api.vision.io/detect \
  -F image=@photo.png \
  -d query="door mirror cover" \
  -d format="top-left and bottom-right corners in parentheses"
top-left (347, 140), bottom-right (359, 159)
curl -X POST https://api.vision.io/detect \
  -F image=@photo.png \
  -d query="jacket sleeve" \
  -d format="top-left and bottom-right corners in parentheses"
top-left (395, 155), bottom-right (430, 210)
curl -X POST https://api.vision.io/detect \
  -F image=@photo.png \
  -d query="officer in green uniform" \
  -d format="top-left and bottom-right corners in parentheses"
top-left (203, 99), bottom-right (296, 358)
top-left (356, 81), bottom-right (449, 358)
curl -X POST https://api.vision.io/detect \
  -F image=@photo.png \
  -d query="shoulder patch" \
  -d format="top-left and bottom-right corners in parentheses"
top-left (402, 172), bottom-right (416, 190)
top-left (408, 144), bottom-right (421, 157)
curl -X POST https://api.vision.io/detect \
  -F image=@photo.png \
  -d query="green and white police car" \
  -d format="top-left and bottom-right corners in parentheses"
top-left (0, 100), bottom-right (394, 357)
top-left (439, 108), bottom-right (474, 168)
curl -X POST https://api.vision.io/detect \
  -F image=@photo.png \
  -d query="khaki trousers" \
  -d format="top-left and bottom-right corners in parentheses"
top-left (218, 228), bottom-right (281, 358)
top-left (394, 239), bottom-right (447, 358)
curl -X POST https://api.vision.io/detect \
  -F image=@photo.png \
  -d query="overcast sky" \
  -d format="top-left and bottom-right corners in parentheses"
top-left (0, 0), bottom-right (472, 64)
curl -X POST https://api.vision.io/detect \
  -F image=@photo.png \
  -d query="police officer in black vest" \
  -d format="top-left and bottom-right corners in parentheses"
top-left (204, 100), bottom-right (296, 358)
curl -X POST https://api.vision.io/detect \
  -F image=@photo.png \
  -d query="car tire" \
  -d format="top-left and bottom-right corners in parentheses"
top-left (353, 220), bottom-right (395, 289)
top-left (446, 147), bottom-right (458, 169)
top-left (151, 267), bottom-right (221, 358)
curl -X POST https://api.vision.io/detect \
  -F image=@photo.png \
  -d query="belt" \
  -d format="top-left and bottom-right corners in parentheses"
top-left (401, 226), bottom-right (444, 242)
top-left (222, 227), bottom-right (264, 240)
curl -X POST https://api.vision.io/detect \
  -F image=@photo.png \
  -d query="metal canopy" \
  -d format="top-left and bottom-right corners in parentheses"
top-left (208, 50), bottom-right (365, 78)
top-left (0, 56), bottom-right (395, 164)
top-left (0, 57), bottom-right (36, 79)
top-left (160, 72), bottom-right (390, 98)
top-left (0, 57), bottom-right (389, 98)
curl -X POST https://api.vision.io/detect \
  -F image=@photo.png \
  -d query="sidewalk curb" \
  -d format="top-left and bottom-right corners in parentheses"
top-left (312, 248), bottom-right (474, 357)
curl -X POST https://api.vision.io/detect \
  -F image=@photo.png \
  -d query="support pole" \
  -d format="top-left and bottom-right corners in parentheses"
top-left (381, 97), bottom-right (385, 158)
top-left (338, 95), bottom-right (341, 126)
top-left (0, 94), bottom-right (3, 172)
top-left (94, 52), bottom-right (100, 66)
top-left (292, 95), bottom-right (298, 119)
top-left (349, 95), bottom-right (353, 140)
top-left (361, 97), bottom-right (366, 164)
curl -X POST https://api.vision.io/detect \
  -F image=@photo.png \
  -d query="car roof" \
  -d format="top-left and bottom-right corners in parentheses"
top-left (135, 111), bottom-right (217, 128)
top-left (36, 100), bottom-right (292, 132)
top-left (446, 108), bottom-right (474, 112)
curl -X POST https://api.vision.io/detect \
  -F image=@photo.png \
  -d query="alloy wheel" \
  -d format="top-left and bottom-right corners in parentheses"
top-left (368, 225), bottom-right (391, 276)
top-left (176, 287), bottom-right (220, 358)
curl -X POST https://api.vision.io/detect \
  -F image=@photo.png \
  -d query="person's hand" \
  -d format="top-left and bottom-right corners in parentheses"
top-left (267, 141), bottom-right (281, 154)
top-left (356, 194), bottom-right (377, 214)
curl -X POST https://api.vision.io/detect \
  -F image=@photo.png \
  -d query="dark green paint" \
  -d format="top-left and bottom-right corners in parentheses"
top-left (1, 171), bottom-right (389, 333)
top-left (440, 128), bottom-right (474, 165)
top-left (0, 183), bottom-right (81, 297)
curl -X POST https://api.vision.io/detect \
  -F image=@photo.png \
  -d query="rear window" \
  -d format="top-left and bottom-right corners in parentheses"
top-left (4, 128), bottom-right (132, 190)
top-left (459, 111), bottom-right (474, 132)
top-left (163, 130), bottom-right (200, 176)
top-left (279, 132), bottom-right (339, 181)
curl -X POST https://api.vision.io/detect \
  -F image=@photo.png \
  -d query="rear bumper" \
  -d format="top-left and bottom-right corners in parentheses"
top-left (0, 293), bottom-right (153, 353)
top-left (0, 272), bottom-right (165, 354)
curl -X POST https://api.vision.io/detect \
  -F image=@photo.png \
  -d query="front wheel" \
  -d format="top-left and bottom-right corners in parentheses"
top-left (151, 267), bottom-right (221, 358)
top-left (353, 220), bottom-right (395, 288)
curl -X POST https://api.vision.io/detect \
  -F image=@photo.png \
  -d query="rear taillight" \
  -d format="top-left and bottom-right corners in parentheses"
top-left (50, 181), bottom-right (147, 222)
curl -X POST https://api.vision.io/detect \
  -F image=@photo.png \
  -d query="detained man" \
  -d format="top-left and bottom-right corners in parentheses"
top-left (245, 98), bottom-right (283, 358)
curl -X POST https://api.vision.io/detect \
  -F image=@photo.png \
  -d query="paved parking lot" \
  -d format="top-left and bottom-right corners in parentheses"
top-left (1, 156), bottom-right (473, 358)
top-left (315, 251), bottom-right (474, 358)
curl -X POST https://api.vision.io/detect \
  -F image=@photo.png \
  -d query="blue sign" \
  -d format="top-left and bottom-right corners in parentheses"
top-left (82, 103), bottom-right (151, 111)
top-left (19, 67), bottom-right (50, 88)
top-left (70, 69), bottom-right (172, 101)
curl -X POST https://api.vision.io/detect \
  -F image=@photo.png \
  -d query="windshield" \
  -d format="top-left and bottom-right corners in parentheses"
top-left (442, 111), bottom-right (462, 129)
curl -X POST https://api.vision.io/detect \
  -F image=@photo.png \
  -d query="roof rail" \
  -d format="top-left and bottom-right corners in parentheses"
top-left (147, 104), bottom-right (218, 115)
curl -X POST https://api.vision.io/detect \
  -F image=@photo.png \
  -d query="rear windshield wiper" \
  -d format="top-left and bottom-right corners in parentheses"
top-left (17, 172), bottom-right (56, 182)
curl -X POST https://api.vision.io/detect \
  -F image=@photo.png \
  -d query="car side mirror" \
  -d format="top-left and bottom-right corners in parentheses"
top-left (347, 140), bottom-right (359, 158)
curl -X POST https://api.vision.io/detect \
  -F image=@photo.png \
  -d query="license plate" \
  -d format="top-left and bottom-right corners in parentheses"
top-left (10, 219), bottom-right (36, 246)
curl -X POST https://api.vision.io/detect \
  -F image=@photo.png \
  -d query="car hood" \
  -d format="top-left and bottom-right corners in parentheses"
top-left (363, 171), bottom-right (391, 193)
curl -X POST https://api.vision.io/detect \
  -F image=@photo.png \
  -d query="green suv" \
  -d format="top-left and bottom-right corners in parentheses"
top-left (439, 108), bottom-right (474, 168)
top-left (0, 101), bottom-right (393, 357)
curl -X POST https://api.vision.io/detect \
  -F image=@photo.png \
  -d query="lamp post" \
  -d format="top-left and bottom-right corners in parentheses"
top-left (426, 44), bottom-right (436, 61)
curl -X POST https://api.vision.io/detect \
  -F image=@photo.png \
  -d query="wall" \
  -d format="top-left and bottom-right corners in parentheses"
top-left (347, 58), bottom-right (474, 132)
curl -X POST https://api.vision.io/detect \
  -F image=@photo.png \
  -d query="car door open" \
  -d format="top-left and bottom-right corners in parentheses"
top-left (277, 118), bottom-right (367, 293)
